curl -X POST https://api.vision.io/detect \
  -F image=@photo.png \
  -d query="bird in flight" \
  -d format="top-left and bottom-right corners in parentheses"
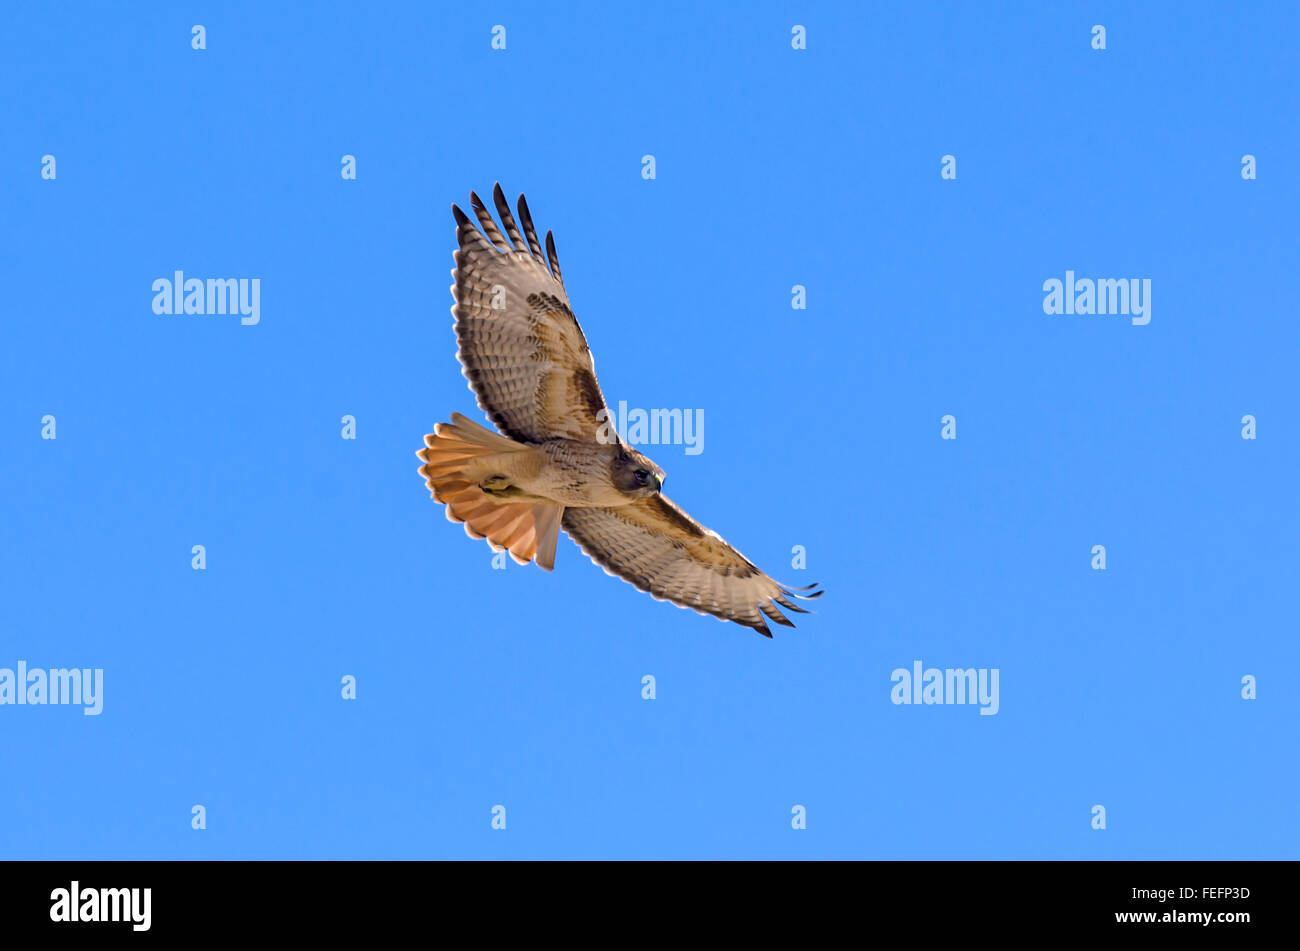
top-left (416, 185), bottom-right (823, 636)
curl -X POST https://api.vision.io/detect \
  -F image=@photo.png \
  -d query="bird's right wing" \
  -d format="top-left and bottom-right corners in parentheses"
top-left (450, 184), bottom-right (612, 444)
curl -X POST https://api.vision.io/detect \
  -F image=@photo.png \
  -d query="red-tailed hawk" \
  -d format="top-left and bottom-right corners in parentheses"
top-left (416, 185), bottom-right (823, 636)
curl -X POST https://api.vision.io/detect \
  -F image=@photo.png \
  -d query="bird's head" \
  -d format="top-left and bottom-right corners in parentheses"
top-left (611, 444), bottom-right (664, 499)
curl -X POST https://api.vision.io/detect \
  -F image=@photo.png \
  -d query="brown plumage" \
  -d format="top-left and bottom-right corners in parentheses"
top-left (418, 185), bottom-right (823, 636)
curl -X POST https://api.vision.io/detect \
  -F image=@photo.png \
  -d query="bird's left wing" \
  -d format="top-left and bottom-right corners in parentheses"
top-left (561, 495), bottom-right (823, 637)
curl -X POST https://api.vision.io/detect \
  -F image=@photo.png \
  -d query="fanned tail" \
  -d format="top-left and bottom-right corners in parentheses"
top-left (416, 413), bottom-right (563, 569)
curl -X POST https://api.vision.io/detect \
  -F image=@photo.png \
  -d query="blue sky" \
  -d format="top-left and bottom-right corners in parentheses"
top-left (1, 1), bottom-right (1296, 859)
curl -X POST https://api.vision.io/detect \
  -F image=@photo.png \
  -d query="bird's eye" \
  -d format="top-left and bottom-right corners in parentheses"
top-left (634, 469), bottom-right (650, 485)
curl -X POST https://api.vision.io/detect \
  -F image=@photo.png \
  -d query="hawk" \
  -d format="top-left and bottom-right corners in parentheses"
top-left (416, 185), bottom-right (823, 636)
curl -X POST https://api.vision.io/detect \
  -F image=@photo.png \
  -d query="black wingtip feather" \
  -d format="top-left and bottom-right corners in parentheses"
top-left (492, 184), bottom-right (526, 251)
top-left (774, 593), bottom-right (811, 614)
top-left (467, 190), bottom-right (508, 249)
top-left (784, 582), bottom-right (825, 599)
top-left (760, 601), bottom-right (797, 628)
top-left (516, 193), bottom-right (546, 261)
top-left (545, 230), bottom-right (563, 283)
